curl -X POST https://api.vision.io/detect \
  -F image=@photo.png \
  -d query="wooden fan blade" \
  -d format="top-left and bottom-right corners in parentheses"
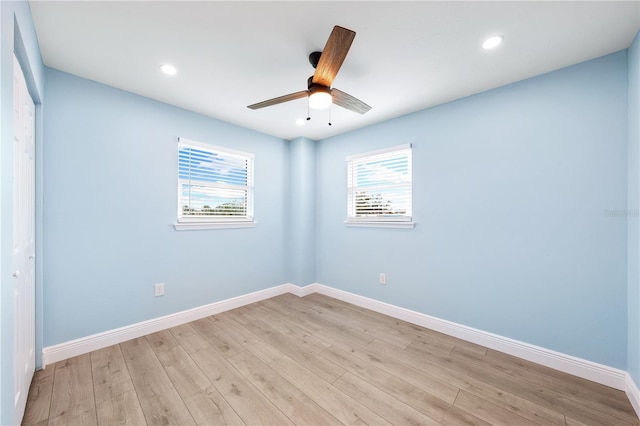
top-left (312, 26), bottom-right (356, 87)
top-left (332, 88), bottom-right (371, 114)
top-left (247, 90), bottom-right (308, 110)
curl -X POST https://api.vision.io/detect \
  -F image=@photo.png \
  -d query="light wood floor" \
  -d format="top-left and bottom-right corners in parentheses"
top-left (22, 293), bottom-right (639, 426)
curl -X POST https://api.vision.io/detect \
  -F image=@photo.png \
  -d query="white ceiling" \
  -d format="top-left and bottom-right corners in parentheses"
top-left (30, 1), bottom-right (640, 141)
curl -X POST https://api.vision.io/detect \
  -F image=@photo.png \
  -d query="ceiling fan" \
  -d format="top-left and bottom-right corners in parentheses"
top-left (247, 25), bottom-right (371, 115)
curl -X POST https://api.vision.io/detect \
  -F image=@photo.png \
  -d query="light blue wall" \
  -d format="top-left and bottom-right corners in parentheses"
top-left (316, 52), bottom-right (629, 369)
top-left (628, 29), bottom-right (640, 385)
top-left (42, 68), bottom-right (289, 347)
top-left (0, 1), bottom-right (45, 424)
top-left (288, 137), bottom-right (316, 285)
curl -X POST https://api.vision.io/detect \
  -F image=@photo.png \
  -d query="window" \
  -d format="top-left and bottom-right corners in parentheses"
top-left (346, 144), bottom-right (414, 228)
top-left (176, 138), bottom-right (255, 230)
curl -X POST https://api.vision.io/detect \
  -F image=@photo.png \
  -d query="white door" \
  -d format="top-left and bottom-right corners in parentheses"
top-left (12, 53), bottom-right (35, 425)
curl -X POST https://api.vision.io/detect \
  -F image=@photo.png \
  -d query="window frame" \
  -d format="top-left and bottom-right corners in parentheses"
top-left (345, 144), bottom-right (415, 229)
top-left (175, 137), bottom-right (256, 230)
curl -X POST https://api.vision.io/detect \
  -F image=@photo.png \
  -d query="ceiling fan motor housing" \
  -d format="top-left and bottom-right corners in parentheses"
top-left (307, 76), bottom-right (330, 92)
top-left (308, 82), bottom-right (331, 95)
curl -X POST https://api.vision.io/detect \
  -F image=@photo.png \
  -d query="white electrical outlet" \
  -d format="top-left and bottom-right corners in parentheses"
top-left (154, 283), bottom-right (165, 297)
top-left (379, 273), bottom-right (387, 285)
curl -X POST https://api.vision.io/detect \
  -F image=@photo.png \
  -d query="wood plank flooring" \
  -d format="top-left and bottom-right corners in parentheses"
top-left (22, 293), bottom-right (639, 425)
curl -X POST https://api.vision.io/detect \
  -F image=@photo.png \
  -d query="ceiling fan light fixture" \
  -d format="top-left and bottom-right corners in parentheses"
top-left (308, 86), bottom-right (332, 110)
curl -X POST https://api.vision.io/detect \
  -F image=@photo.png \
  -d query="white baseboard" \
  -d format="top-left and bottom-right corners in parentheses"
top-left (287, 283), bottom-right (316, 297)
top-left (306, 283), bottom-right (628, 391)
top-left (627, 373), bottom-right (640, 418)
top-left (41, 283), bottom-right (298, 367)
top-left (42, 282), bottom-right (630, 398)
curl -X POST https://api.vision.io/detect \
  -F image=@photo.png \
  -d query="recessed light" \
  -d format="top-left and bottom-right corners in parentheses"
top-left (160, 64), bottom-right (177, 76)
top-left (482, 35), bottom-right (503, 50)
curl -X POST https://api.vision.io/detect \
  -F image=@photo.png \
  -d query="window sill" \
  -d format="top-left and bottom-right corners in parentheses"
top-left (174, 221), bottom-right (256, 231)
top-left (345, 220), bottom-right (415, 229)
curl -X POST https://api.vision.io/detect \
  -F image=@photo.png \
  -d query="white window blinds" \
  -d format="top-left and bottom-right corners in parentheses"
top-left (178, 138), bottom-right (254, 223)
top-left (347, 144), bottom-right (412, 223)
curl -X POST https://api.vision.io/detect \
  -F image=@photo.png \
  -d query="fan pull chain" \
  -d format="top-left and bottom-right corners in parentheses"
top-left (306, 101), bottom-right (311, 121)
top-left (328, 105), bottom-right (332, 126)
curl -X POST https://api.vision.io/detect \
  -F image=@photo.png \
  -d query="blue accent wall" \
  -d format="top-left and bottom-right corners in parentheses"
top-left (316, 52), bottom-right (629, 369)
top-left (42, 69), bottom-right (289, 347)
top-left (628, 29), bottom-right (640, 385)
top-left (0, 2), bottom-right (45, 424)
